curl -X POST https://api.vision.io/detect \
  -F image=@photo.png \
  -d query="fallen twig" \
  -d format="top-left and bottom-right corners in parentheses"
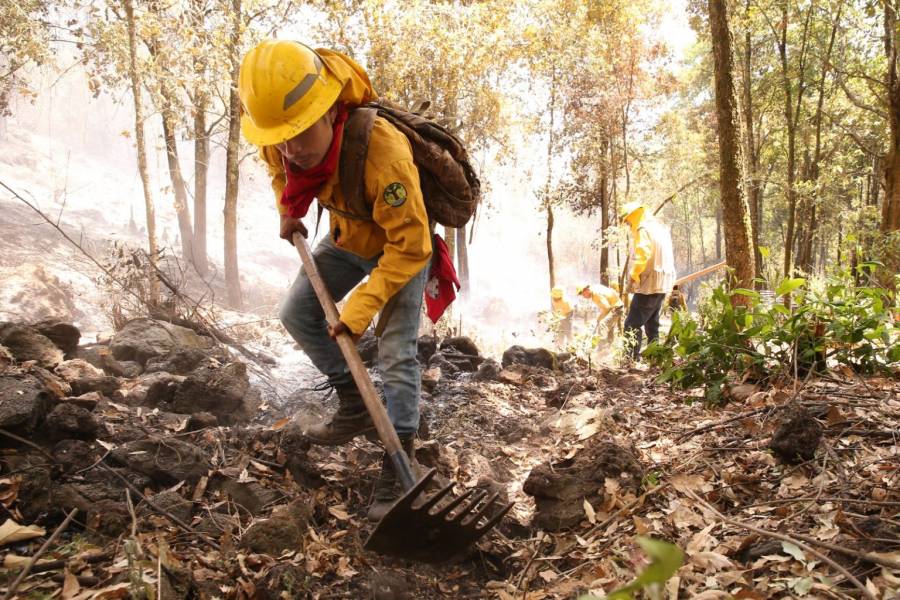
top-left (3, 508), bottom-right (79, 600)
top-left (0, 428), bottom-right (55, 461)
top-left (789, 531), bottom-right (900, 571)
top-left (98, 462), bottom-right (220, 550)
top-left (683, 489), bottom-right (875, 600)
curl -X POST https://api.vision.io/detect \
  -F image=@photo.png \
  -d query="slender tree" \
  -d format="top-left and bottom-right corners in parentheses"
top-left (708, 0), bottom-right (755, 296)
top-left (223, 0), bottom-right (242, 308)
top-left (123, 0), bottom-right (159, 303)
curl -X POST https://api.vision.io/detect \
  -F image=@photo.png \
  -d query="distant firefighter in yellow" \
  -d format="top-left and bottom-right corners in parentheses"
top-left (550, 286), bottom-right (574, 347)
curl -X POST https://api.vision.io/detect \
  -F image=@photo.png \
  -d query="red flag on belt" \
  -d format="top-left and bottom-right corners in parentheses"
top-left (424, 234), bottom-right (460, 323)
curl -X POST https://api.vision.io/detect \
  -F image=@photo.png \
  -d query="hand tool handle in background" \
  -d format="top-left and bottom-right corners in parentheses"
top-left (292, 232), bottom-right (416, 490)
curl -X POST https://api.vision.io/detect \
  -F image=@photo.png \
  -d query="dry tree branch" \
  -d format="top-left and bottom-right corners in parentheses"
top-left (683, 488), bottom-right (876, 600)
top-left (2, 508), bottom-right (79, 600)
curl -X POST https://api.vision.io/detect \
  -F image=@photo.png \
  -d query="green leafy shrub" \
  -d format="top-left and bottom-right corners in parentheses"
top-left (644, 266), bottom-right (899, 404)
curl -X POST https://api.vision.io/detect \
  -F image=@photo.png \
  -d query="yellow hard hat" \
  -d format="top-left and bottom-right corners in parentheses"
top-left (619, 200), bottom-right (645, 223)
top-left (238, 40), bottom-right (343, 146)
top-left (551, 287), bottom-right (564, 299)
top-left (576, 284), bottom-right (590, 295)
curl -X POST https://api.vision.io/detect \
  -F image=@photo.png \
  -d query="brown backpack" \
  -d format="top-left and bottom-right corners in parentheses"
top-left (337, 101), bottom-right (480, 228)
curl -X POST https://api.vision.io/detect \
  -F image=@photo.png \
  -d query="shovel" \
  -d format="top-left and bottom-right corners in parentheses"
top-left (292, 232), bottom-right (512, 563)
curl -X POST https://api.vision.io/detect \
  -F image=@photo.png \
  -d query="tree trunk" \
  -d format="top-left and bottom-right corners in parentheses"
top-left (778, 4), bottom-right (812, 277)
top-left (715, 204), bottom-right (722, 260)
top-left (599, 139), bottom-right (610, 285)
top-left (883, 0), bottom-right (900, 233)
top-left (191, 0), bottom-right (209, 277)
top-left (144, 7), bottom-right (194, 266)
top-left (709, 0), bottom-right (755, 295)
top-left (223, 0), bottom-right (242, 309)
top-left (160, 106), bottom-right (195, 263)
top-left (193, 94), bottom-right (209, 276)
top-left (740, 0), bottom-right (763, 282)
top-left (456, 226), bottom-right (470, 301)
top-left (443, 226), bottom-right (456, 262)
top-left (546, 203), bottom-right (556, 288)
top-left (124, 0), bottom-right (159, 303)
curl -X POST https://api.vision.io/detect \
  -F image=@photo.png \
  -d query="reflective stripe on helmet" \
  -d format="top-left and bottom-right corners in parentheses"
top-left (282, 52), bottom-right (324, 110)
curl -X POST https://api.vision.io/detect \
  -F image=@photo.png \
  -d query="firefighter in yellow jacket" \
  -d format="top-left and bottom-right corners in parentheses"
top-left (550, 287), bottom-right (574, 347)
top-left (239, 40), bottom-right (432, 520)
top-left (620, 201), bottom-right (676, 360)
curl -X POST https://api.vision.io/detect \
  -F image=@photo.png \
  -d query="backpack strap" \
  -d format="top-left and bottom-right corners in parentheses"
top-left (339, 106), bottom-right (378, 219)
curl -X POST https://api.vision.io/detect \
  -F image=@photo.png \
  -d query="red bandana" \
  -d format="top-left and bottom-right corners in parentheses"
top-left (424, 234), bottom-right (461, 323)
top-left (279, 104), bottom-right (349, 218)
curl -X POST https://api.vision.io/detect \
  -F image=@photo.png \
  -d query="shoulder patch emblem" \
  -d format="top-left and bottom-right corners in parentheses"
top-left (383, 182), bottom-right (407, 207)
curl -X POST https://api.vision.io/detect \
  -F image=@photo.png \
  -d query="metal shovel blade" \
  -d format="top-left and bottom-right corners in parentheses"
top-left (364, 468), bottom-right (513, 563)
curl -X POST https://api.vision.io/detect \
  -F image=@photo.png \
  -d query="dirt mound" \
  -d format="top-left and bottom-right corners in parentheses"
top-left (523, 440), bottom-right (644, 531)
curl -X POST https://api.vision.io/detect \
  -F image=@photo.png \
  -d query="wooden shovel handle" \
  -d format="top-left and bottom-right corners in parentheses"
top-left (291, 234), bottom-right (409, 465)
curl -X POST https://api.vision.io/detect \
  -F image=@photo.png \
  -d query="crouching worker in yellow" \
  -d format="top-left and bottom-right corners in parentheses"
top-left (238, 41), bottom-right (432, 521)
top-left (550, 287), bottom-right (574, 348)
top-left (577, 283), bottom-right (622, 322)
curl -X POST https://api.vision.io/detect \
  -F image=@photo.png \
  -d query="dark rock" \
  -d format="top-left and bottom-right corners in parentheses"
top-left (172, 362), bottom-right (253, 423)
top-left (110, 438), bottom-right (209, 485)
top-left (240, 516), bottom-right (303, 555)
top-left (0, 373), bottom-right (51, 431)
top-left (138, 490), bottom-right (193, 526)
top-left (213, 478), bottom-right (283, 516)
top-left (472, 359), bottom-right (501, 382)
top-left (71, 375), bottom-right (120, 397)
top-left (769, 407), bottom-right (822, 463)
top-left (417, 335), bottom-right (438, 364)
top-left (32, 320), bottom-right (80, 358)
top-left (440, 336), bottom-right (480, 357)
top-left (523, 440), bottom-right (643, 531)
top-left (439, 347), bottom-right (482, 372)
top-left (45, 403), bottom-right (99, 439)
top-left (118, 361), bottom-right (143, 378)
top-left (144, 348), bottom-right (210, 375)
top-left (0, 323), bottom-right (63, 367)
top-left (26, 366), bottom-right (71, 398)
top-left (52, 439), bottom-right (100, 473)
top-left (110, 318), bottom-right (210, 366)
top-left (85, 499), bottom-right (130, 537)
top-left (501, 345), bottom-right (558, 370)
top-left (63, 391), bottom-right (102, 411)
top-left (76, 343), bottom-right (133, 377)
top-left (428, 352), bottom-right (460, 375)
top-left (128, 372), bottom-right (184, 408)
top-left (188, 412), bottom-right (218, 430)
top-left (14, 458), bottom-right (54, 521)
top-left (54, 359), bottom-right (104, 381)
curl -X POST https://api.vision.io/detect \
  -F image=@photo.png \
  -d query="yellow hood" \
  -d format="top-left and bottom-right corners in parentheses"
top-left (317, 48), bottom-right (377, 108)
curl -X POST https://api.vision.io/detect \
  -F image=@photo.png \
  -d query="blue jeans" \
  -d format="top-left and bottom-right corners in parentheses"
top-left (279, 237), bottom-right (428, 436)
top-left (623, 292), bottom-right (666, 360)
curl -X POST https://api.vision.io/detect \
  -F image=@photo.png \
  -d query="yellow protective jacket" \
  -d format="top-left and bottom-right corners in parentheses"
top-left (627, 211), bottom-right (676, 294)
top-left (261, 50), bottom-right (432, 334)
top-left (551, 297), bottom-right (573, 318)
top-left (588, 285), bottom-right (622, 320)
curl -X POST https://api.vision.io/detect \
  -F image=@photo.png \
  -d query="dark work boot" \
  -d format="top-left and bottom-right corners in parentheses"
top-left (305, 383), bottom-right (375, 446)
top-left (367, 434), bottom-right (417, 522)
